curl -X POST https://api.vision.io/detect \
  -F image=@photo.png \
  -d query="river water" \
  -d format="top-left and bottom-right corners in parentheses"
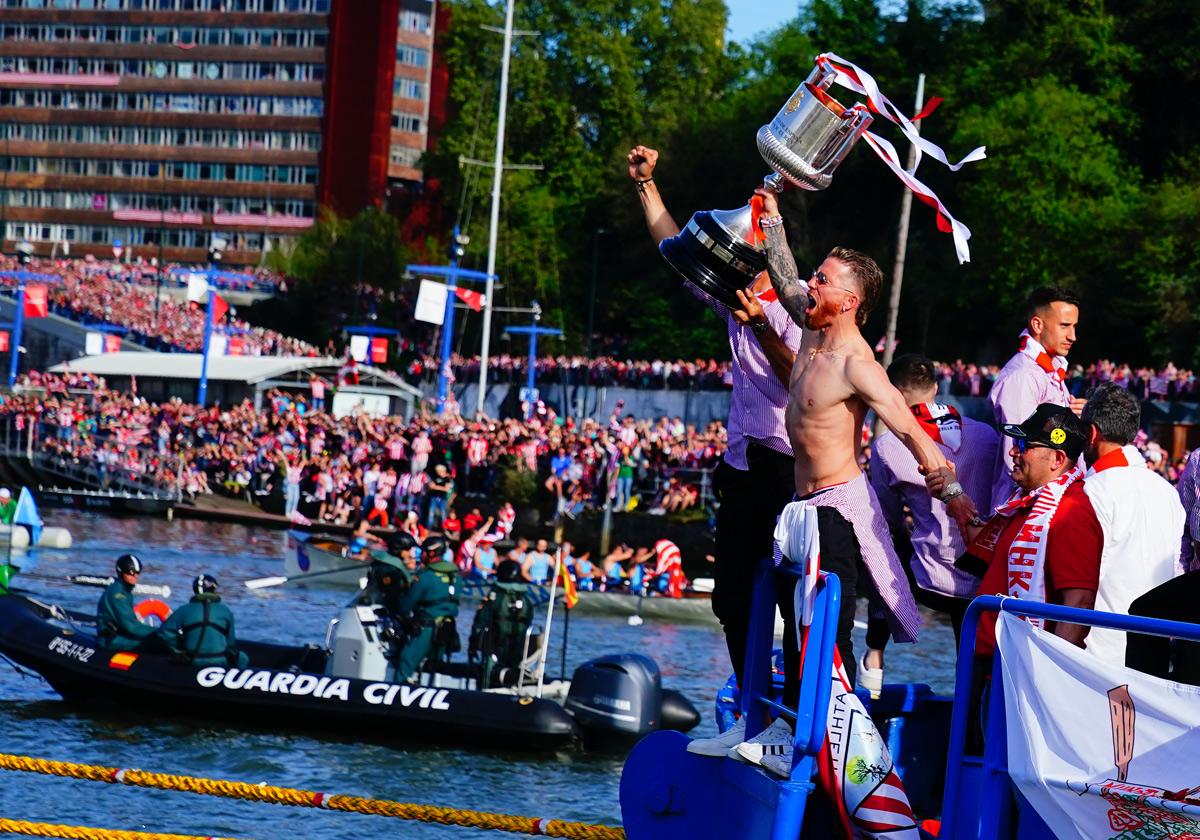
top-left (0, 510), bottom-right (955, 838)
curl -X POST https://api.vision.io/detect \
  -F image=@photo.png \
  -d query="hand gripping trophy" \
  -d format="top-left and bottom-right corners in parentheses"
top-left (658, 53), bottom-right (986, 306)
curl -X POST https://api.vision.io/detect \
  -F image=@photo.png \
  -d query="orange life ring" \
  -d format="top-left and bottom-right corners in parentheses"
top-left (134, 598), bottom-right (172, 626)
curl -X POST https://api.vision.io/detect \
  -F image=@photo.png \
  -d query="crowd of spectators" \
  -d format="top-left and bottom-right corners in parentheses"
top-left (0, 256), bottom-right (318, 357)
top-left (0, 373), bottom-right (725, 527)
top-left (935, 359), bottom-right (1199, 402)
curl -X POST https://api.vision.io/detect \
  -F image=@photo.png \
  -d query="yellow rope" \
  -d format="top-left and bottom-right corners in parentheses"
top-left (0, 817), bottom-right (240, 840)
top-left (0, 753), bottom-right (624, 840)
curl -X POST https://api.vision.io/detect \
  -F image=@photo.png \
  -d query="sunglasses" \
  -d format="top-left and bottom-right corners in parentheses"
top-left (810, 269), bottom-right (854, 294)
top-left (1014, 438), bottom-right (1055, 454)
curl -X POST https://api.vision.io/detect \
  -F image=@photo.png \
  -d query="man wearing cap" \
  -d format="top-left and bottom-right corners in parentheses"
top-left (158, 574), bottom-right (249, 668)
top-left (0, 488), bottom-right (15, 525)
top-left (933, 403), bottom-right (1103, 657)
top-left (987, 287), bottom-right (1088, 508)
top-left (1077, 384), bottom-right (1184, 665)
top-left (394, 536), bottom-right (460, 682)
top-left (361, 533), bottom-right (420, 620)
top-left (96, 554), bottom-right (158, 653)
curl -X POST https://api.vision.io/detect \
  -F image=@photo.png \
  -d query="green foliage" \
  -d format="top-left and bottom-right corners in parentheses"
top-left (254, 207), bottom-right (413, 347)
top-left (492, 455), bottom-right (538, 507)
top-left (417, 0), bottom-right (1200, 366)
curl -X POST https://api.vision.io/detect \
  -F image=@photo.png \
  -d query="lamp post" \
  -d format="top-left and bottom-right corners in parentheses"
top-left (0, 242), bottom-right (57, 387)
top-left (503, 300), bottom-right (562, 418)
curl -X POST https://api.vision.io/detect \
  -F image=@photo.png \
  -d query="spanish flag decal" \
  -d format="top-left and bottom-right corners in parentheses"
top-left (108, 652), bottom-right (138, 671)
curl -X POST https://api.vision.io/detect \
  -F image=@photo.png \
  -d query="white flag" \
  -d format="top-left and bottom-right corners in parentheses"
top-left (996, 612), bottom-right (1200, 839)
top-left (186, 273), bottom-right (209, 303)
top-left (414, 279), bottom-right (448, 326)
top-left (348, 334), bottom-right (369, 363)
top-left (84, 332), bottom-right (103, 356)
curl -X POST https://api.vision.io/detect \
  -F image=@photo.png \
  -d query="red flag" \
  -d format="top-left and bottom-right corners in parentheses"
top-left (23, 285), bottom-right (47, 318)
top-left (228, 335), bottom-right (244, 356)
top-left (455, 287), bottom-right (483, 312)
top-left (211, 293), bottom-right (229, 322)
top-left (558, 553), bottom-right (578, 609)
top-left (104, 334), bottom-right (121, 353)
top-left (0, 331), bottom-right (8, 353)
top-left (370, 336), bottom-right (388, 364)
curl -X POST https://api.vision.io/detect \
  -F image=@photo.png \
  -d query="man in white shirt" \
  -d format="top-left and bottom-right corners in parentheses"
top-left (1079, 383), bottom-right (1185, 664)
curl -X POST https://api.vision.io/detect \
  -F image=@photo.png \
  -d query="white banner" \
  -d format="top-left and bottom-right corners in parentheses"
top-left (206, 334), bottom-right (227, 357)
top-left (186, 273), bottom-right (209, 303)
top-left (348, 334), bottom-right (369, 363)
top-left (84, 332), bottom-right (104, 356)
top-left (414, 279), bottom-right (448, 326)
top-left (997, 612), bottom-right (1200, 839)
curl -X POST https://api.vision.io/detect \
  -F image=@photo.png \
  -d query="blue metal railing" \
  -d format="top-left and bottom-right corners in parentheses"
top-left (942, 595), bottom-right (1200, 837)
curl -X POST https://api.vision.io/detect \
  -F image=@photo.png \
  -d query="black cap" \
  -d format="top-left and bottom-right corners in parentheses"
top-left (1003, 403), bottom-right (1088, 461)
top-left (496, 559), bottom-right (522, 583)
top-left (387, 532), bottom-right (416, 556)
top-left (421, 536), bottom-right (447, 562)
top-left (116, 553), bottom-right (142, 576)
top-left (193, 574), bottom-right (219, 595)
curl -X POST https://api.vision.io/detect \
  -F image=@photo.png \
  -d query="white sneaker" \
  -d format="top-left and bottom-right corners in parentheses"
top-left (731, 718), bottom-right (794, 765)
top-left (859, 653), bottom-right (883, 700)
top-left (686, 717), bottom-right (746, 757)
top-left (760, 750), bottom-right (794, 778)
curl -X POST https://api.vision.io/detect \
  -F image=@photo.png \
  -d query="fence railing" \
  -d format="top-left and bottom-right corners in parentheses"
top-left (0, 416), bottom-right (180, 501)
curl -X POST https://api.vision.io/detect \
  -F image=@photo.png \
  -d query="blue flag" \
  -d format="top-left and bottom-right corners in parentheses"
top-left (13, 488), bottom-right (42, 548)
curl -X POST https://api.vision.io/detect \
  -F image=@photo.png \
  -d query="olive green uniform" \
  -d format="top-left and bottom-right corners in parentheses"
top-left (468, 581), bottom-right (535, 688)
top-left (360, 549), bottom-right (416, 618)
top-left (158, 592), bottom-right (249, 668)
top-left (96, 579), bottom-right (157, 653)
top-left (394, 559), bottom-right (459, 681)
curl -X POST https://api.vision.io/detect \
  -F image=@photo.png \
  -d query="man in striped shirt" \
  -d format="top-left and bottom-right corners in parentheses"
top-left (628, 145), bottom-right (802, 724)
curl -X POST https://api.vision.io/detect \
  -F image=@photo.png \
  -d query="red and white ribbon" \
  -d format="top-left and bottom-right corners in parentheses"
top-left (816, 52), bottom-right (985, 263)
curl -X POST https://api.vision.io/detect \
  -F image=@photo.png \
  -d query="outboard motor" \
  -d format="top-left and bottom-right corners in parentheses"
top-left (566, 653), bottom-right (699, 748)
top-left (326, 605), bottom-right (395, 681)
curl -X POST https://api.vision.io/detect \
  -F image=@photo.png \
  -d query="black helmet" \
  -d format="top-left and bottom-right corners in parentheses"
top-left (387, 533), bottom-right (416, 556)
top-left (193, 574), bottom-right (219, 595)
top-left (496, 559), bottom-right (522, 583)
top-left (421, 536), bottom-right (447, 562)
top-left (115, 553), bottom-right (142, 576)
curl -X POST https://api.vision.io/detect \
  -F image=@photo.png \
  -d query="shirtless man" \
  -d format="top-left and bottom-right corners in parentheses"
top-left (756, 187), bottom-right (978, 687)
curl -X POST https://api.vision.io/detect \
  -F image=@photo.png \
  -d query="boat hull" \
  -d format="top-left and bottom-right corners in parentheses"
top-left (284, 534), bottom-right (370, 588)
top-left (0, 594), bottom-right (577, 751)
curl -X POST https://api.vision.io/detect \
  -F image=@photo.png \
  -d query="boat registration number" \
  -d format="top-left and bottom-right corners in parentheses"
top-left (49, 636), bottom-right (95, 663)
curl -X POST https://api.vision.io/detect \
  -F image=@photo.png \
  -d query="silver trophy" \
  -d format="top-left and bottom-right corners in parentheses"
top-left (660, 57), bottom-right (873, 307)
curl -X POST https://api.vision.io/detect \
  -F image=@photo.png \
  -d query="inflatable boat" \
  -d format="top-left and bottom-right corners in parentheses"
top-left (0, 592), bottom-right (698, 752)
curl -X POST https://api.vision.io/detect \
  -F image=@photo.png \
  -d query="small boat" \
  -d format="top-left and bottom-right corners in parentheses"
top-left (0, 591), bottom-right (699, 753)
top-left (35, 486), bottom-right (174, 516)
top-left (284, 532), bottom-right (370, 588)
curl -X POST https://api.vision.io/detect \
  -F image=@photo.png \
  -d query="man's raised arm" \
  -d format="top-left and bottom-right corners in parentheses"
top-left (627, 145), bottom-right (680, 244)
top-left (847, 355), bottom-right (979, 526)
top-left (753, 188), bottom-right (809, 326)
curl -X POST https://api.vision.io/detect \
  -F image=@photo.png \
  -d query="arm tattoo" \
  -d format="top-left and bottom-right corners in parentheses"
top-left (763, 226), bottom-right (808, 325)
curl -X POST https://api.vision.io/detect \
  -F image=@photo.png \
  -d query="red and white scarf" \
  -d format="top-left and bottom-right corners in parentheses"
top-left (911, 402), bottom-right (962, 452)
top-left (1017, 330), bottom-right (1069, 393)
top-left (974, 466), bottom-right (1084, 628)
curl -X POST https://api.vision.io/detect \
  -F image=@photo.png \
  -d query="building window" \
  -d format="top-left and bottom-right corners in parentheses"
top-left (399, 10), bottom-right (430, 34)
top-left (391, 113), bottom-right (423, 133)
top-left (396, 45), bottom-right (428, 67)
top-left (394, 78), bottom-right (426, 100)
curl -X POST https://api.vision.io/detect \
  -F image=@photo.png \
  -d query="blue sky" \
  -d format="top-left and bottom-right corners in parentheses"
top-left (725, 0), bottom-right (798, 45)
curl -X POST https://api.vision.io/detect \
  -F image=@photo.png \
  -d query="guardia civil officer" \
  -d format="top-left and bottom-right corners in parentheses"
top-left (360, 532), bottom-right (420, 619)
top-left (96, 554), bottom-right (157, 653)
top-left (158, 574), bottom-right (249, 668)
top-left (468, 559), bottom-right (535, 688)
top-left (393, 536), bottom-right (460, 682)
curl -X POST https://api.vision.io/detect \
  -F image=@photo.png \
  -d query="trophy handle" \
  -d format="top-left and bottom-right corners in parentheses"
top-left (815, 103), bottom-right (873, 178)
top-left (763, 173), bottom-right (787, 193)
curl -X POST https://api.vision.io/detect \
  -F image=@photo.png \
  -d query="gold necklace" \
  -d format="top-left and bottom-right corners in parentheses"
top-left (808, 342), bottom-right (847, 361)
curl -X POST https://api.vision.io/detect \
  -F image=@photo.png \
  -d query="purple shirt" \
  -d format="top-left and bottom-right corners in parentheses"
top-left (870, 416), bottom-right (999, 598)
top-left (986, 350), bottom-right (1071, 511)
top-left (1179, 448), bottom-right (1200, 573)
top-left (686, 281), bottom-right (802, 470)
